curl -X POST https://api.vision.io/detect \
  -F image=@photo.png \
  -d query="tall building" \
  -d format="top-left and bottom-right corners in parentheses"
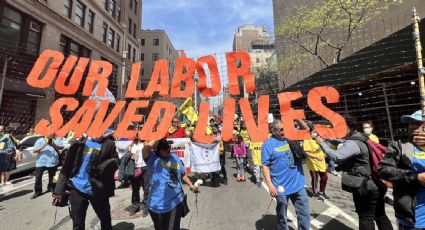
top-left (232, 24), bottom-right (269, 51)
top-left (139, 29), bottom-right (178, 87)
top-left (249, 42), bottom-right (275, 100)
top-left (177, 49), bottom-right (187, 58)
top-left (249, 42), bottom-right (274, 73)
top-left (0, 0), bottom-right (143, 136)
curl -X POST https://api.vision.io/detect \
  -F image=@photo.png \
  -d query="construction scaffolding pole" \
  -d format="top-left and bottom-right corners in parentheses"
top-left (413, 7), bottom-right (425, 123)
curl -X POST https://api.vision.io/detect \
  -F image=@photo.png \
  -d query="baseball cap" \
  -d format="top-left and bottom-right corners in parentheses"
top-left (401, 110), bottom-right (424, 123)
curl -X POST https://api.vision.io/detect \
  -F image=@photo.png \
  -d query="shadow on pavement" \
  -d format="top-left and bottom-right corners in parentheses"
top-left (112, 222), bottom-right (135, 230)
top-left (0, 189), bottom-right (32, 202)
top-left (320, 217), bottom-right (353, 230)
top-left (255, 214), bottom-right (295, 230)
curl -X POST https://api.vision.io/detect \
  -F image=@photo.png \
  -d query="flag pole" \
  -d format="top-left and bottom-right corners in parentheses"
top-left (413, 7), bottom-right (425, 125)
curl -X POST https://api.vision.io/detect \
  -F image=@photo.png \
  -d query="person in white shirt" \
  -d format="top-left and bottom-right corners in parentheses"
top-left (128, 136), bottom-right (150, 216)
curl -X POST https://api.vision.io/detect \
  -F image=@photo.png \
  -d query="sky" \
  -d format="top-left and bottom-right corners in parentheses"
top-left (142, 0), bottom-right (275, 58)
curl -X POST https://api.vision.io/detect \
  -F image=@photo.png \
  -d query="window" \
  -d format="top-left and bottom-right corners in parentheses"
top-left (128, 18), bottom-right (132, 34)
top-left (127, 44), bottom-right (131, 60)
top-left (132, 48), bottom-right (136, 62)
top-left (141, 68), bottom-right (144, 76)
top-left (27, 20), bottom-right (42, 53)
top-left (2, 6), bottom-right (22, 42)
top-left (116, 34), bottom-right (121, 52)
top-left (134, 0), bottom-right (138, 14)
top-left (103, 0), bottom-right (107, 10)
top-left (140, 53), bottom-right (144, 61)
top-left (108, 0), bottom-right (116, 17)
top-left (70, 41), bottom-right (79, 56)
top-left (102, 22), bottom-right (108, 43)
top-left (107, 28), bottom-right (115, 49)
top-left (75, 1), bottom-right (85, 27)
top-left (101, 57), bottom-right (119, 97)
top-left (153, 38), bottom-right (159, 46)
top-left (87, 10), bottom-right (94, 33)
top-left (129, 0), bottom-right (133, 9)
top-left (152, 53), bottom-right (159, 61)
top-left (64, 0), bottom-right (72, 18)
top-left (256, 58), bottom-right (260, 63)
top-left (117, 7), bottom-right (121, 21)
top-left (60, 35), bottom-right (91, 57)
top-left (141, 39), bottom-right (145, 46)
top-left (133, 23), bottom-right (136, 38)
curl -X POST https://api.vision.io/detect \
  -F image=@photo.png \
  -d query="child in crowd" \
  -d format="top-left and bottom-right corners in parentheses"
top-left (250, 141), bottom-right (263, 187)
top-left (233, 134), bottom-right (246, 182)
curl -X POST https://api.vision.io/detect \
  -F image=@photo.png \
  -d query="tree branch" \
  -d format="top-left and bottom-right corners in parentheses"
top-left (283, 36), bottom-right (329, 67)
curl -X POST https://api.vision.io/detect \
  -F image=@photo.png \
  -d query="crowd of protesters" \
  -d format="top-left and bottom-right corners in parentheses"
top-left (4, 109), bottom-right (425, 230)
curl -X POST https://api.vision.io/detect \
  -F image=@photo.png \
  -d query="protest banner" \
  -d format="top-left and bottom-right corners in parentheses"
top-left (25, 50), bottom-right (348, 142)
top-left (189, 142), bottom-right (221, 173)
top-left (168, 138), bottom-right (191, 173)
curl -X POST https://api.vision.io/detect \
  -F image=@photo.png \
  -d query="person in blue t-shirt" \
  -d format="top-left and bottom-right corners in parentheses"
top-left (142, 138), bottom-right (199, 230)
top-left (53, 130), bottom-right (118, 230)
top-left (31, 134), bottom-right (63, 199)
top-left (262, 119), bottom-right (309, 230)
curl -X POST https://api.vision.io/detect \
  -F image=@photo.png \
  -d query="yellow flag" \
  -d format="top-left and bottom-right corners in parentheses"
top-left (179, 97), bottom-right (198, 123)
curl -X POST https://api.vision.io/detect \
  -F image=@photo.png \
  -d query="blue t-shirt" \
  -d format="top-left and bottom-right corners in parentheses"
top-left (34, 138), bottom-right (60, 168)
top-left (261, 137), bottom-right (305, 196)
top-left (0, 134), bottom-right (15, 154)
top-left (412, 146), bottom-right (425, 228)
top-left (71, 139), bottom-right (101, 196)
top-left (147, 152), bottom-right (185, 214)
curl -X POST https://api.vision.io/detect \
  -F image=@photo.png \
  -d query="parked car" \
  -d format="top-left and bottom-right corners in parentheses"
top-left (11, 135), bottom-right (43, 174)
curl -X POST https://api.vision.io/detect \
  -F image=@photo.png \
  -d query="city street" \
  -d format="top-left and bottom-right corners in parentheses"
top-left (0, 151), bottom-right (396, 230)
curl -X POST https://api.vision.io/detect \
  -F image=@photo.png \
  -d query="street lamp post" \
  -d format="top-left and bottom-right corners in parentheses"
top-left (118, 23), bottom-right (127, 123)
top-left (0, 55), bottom-right (8, 109)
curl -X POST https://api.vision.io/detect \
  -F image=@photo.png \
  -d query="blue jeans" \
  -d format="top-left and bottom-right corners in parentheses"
top-left (236, 157), bottom-right (245, 177)
top-left (276, 188), bottom-right (310, 230)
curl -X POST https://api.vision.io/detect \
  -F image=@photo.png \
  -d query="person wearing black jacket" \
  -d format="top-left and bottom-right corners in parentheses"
top-left (315, 115), bottom-right (392, 230)
top-left (52, 132), bottom-right (118, 230)
top-left (378, 110), bottom-right (425, 230)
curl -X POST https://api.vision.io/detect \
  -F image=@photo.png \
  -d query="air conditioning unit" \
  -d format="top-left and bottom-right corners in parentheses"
top-left (30, 21), bottom-right (41, 33)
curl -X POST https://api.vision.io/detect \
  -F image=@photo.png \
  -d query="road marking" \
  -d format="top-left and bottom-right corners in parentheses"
top-left (310, 206), bottom-right (341, 229)
top-left (260, 182), bottom-right (359, 229)
top-left (323, 199), bottom-right (359, 227)
top-left (0, 174), bottom-right (48, 195)
top-left (261, 182), bottom-right (298, 227)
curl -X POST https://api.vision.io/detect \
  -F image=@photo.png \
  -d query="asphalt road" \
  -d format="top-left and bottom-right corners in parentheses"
top-left (0, 152), bottom-right (396, 230)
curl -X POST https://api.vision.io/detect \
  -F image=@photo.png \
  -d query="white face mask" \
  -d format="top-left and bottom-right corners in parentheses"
top-left (364, 127), bottom-right (373, 135)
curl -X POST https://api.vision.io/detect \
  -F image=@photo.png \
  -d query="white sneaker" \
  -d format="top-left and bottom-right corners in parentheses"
top-left (5, 182), bottom-right (12, 185)
top-left (0, 183), bottom-right (4, 187)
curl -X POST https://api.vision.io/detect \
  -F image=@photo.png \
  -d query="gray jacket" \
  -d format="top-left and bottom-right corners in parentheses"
top-left (378, 140), bottom-right (418, 225)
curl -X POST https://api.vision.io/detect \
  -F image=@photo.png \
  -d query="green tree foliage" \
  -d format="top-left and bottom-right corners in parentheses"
top-left (275, 0), bottom-right (404, 69)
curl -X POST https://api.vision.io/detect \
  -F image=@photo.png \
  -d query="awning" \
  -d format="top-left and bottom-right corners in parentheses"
top-left (2, 77), bottom-right (46, 98)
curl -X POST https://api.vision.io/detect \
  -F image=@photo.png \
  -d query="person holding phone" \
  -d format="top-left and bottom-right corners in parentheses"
top-left (32, 134), bottom-right (62, 199)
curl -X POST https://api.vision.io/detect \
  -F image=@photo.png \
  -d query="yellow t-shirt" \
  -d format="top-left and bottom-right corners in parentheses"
top-left (250, 142), bottom-right (263, 166)
top-left (369, 134), bottom-right (379, 143)
top-left (303, 139), bottom-right (327, 172)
